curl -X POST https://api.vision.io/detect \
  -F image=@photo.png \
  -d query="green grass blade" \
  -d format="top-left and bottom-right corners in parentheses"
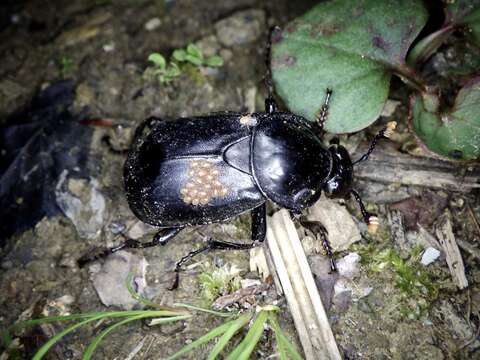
top-left (276, 332), bottom-right (304, 360)
top-left (13, 310), bottom-right (184, 329)
top-left (33, 314), bottom-right (106, 360)
top-left (9, 313), bottom-right (100, 330)
top-left (274, 329), bottom-right (288, 360)
top-left (82, 314), bottom-right (147, 360)
top-left (147, 314), bottom-right (191, 326)
top-left (26, 310), bottom-right (187, 360)
top-left (225, 311), bottom-right (268, 360)
top-left (268, 314), bottom-right (303, 360)
top-left (2, 313), bottom-right (104, 350)
top-left (173, 303), bottom-right (235, 318)
top-left (207, 313), bottom-right (252, 360)
top-left (166, 318), bottom-right (239, 360)
top-left (125, 272), bottom-right (161, 308)
top-left (268, 315), bottom-right (287, 360)
top-left (82, 313), bottom-right (191, 359)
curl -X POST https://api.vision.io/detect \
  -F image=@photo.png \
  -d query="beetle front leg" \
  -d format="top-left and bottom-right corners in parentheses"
top-left (300, 220), bottom-right (337, 272)
top-left (77, 227), bottom-right (183, 267)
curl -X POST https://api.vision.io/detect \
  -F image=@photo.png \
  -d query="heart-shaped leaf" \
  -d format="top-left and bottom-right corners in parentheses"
top-left (410, 77), bottom-right (480, 161)
top-left (271, 0), bottom-right (428, 133)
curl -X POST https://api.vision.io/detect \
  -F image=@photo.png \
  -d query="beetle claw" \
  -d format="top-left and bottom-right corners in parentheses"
top-left (77, 247), bottom-right (109, 268)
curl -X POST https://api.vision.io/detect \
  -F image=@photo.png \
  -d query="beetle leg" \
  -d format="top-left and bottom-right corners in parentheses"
top-left (314, 88), bottom-right (333, 136)
top-left (299, 220), bottom-right (337, 272)
top-left (169, 204), bottom-right (266, 290)
top-left (77, 227), bottom-right (183, 267)
top-left (168, 239), bottom-right (259, 290)
top-left (350, 189), bottom-right (379, 234)
top-left (251, 203), bottom-right (267, 242)
top-left (169, 238), bottom-right (261, 290)
top-left (265, 26), bottom-right (281, 114)
top-left (133, 116), bottom-right (162, 139)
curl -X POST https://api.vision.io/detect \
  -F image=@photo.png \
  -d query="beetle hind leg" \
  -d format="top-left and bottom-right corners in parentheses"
top-left (170, 203), bottom-right (267, 290)
top-left (169, 238), bottom-right (262, 290)
top-left (77, 227), bottom-right (183, 267)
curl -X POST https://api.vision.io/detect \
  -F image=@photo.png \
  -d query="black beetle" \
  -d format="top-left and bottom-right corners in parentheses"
top-left (79, 29), bottom-right (395, 289)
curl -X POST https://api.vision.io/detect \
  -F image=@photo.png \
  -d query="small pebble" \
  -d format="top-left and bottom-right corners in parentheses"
top-left (144, 18), bottom-right (161, 31)
top-left (421, 247), bottom-right (441, 266)
top-left (103, 42), bottom-right (115, 52)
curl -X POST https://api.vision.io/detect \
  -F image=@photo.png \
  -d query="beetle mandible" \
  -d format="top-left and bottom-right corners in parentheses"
top-left (79, 27), bottom-right (396, 289)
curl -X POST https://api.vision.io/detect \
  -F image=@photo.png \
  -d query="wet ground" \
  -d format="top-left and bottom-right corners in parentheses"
top-left (0, 0), bottom-right (479, 359)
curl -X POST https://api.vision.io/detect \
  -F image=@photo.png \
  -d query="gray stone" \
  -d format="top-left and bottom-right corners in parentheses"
top-left (215, 9), bottom-right (265, 47)
top-left (306, 196), bottom-right (362, 251)
top-left (92, 251), bottom-right (149, 310)
top-left (55, 170), bottom-right (107, 239)
top-left (336, 252), bottom-right (361, 279)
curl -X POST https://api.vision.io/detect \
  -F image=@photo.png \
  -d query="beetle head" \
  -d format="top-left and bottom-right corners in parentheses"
top-left (323, 143), bottom-right (353, 199)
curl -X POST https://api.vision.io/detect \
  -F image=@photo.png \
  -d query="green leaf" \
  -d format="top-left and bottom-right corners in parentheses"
top-left (172, 49), bottom-right (187, 62)
top-left (410, 77), bottom-right (480, 161)
top-left (187, 43), bottom-right (203, 60)
top-left (165, 63), bottom-right (181, 77)
top-left (185, 54), bottom-right (203, 66)
top-left (148, 53), bottom-right (166, 68)
top-left (271, 0), bottom-right (428, 133)
top-left (205, 55), bottom-right (224, 67)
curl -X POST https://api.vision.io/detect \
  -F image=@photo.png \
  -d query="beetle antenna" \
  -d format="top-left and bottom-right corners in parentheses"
top-left (265, 26), bottom-right (281, 114)
top-left (350, 189), bottom-right (379, 234)
top-left (315, 88), bottom-right (332, 135)
top-left (352, 121), bottom-right (396, 165)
